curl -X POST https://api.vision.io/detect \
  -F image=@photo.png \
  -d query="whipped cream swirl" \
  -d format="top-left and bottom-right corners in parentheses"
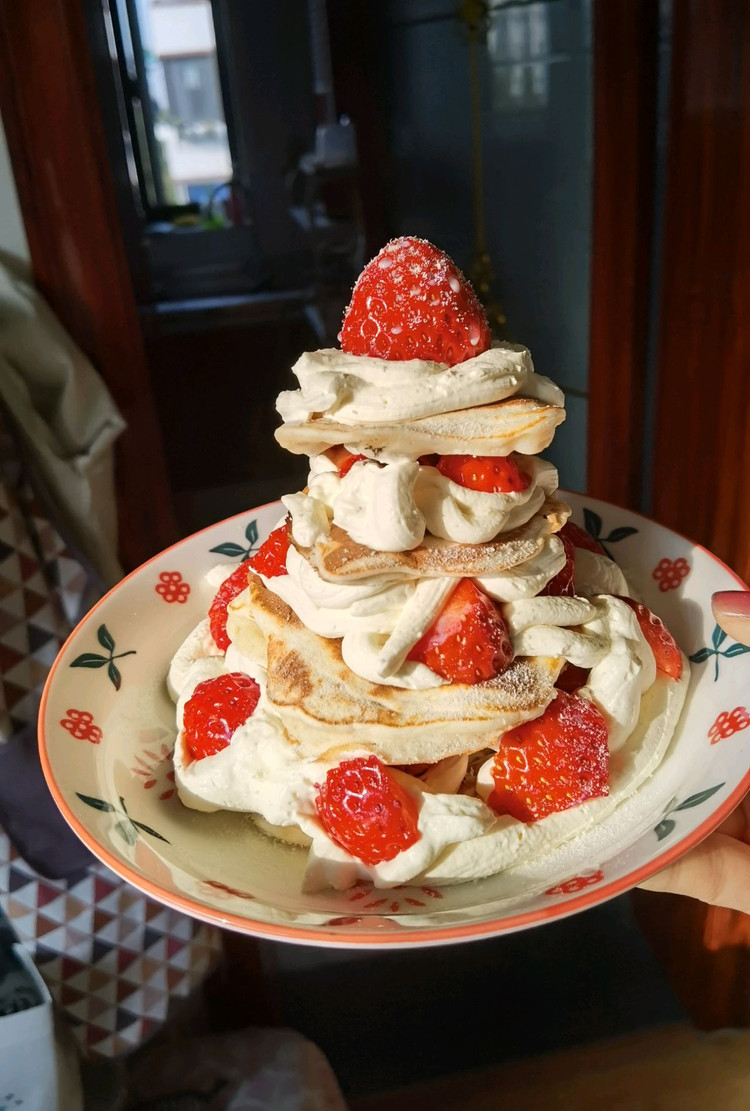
top-left (277, 345), bottom-right (564, 426)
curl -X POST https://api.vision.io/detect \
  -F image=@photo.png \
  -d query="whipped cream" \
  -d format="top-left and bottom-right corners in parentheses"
top-left (259, 546), bottom-right (446, 688)
top-left (286, 452), bottom-right (557, 552)
top-left (331, 458), bottom-right (425, 551)
top-left (427, 664), bottom-right (688, 886)
top-left (170, 635), bottom-right (496, 887)
top-left (277, 345), bottom-right (564, 426)
top-left (575, 548), bottom-right (630, 597)
top-left (476, 536), bottom-right (566, 601)
top-left (502, 593), bottom-right (657, 752)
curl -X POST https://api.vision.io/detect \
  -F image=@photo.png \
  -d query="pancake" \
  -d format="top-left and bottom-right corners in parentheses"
top-left (227, 574), bottom-right (564, 765)
top-left (295, 497), bottom-right (570, 582)
top-left (275, 397), bottom-right (565, 459)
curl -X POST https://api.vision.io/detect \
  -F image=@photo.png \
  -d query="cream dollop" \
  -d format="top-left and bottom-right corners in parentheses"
top-left (413, 455), bottom-right (558, 544)
top-left (332, 458), bottom-right (425, 551)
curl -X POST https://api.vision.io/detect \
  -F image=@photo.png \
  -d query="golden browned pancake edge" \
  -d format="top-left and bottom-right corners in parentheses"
top-left (296, 497), bottom-right (570, 582)
top-left (229, 575), bottom-right (564, 765)
top-left (275, 397), bottom-right (565, 458)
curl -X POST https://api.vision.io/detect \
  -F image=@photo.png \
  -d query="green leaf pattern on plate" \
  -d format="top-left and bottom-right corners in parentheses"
top-left (209, 518), bottom-right (260, 562)
top-left (70, 624), bottom-right (136, 691)
top-left (689, 623), bottom-right (750, 680)
top-left (76, 792), bottom-right (170, 845)
top-left (653, 783), bottom-right (726, 842)
top-left (582, 508), bottom-right (639, 559)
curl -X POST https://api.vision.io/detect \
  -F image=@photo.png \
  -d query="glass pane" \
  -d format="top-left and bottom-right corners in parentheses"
top-left (136, 0), bottom-right (232, 207)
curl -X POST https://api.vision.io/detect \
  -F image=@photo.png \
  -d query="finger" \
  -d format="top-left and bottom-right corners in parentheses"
top-left (712, 591), bottom-right (750, 647)
top-left (639, 831), bottom-right (750, 914)
top-left (717, 794), bottom-right (750, 842)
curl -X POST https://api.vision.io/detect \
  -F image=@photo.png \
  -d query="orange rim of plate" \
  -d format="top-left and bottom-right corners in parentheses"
top-left (38, 496), bottom-right (750, 948)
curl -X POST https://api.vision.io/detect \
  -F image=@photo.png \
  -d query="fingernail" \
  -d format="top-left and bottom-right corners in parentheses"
top-left (711, 591), bottom-right (750, 648)
top-left (711, 591), bottom-right (750, 619)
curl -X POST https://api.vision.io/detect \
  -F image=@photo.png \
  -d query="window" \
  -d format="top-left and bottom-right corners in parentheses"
top-left (111, 0), bottom-right (233, 215)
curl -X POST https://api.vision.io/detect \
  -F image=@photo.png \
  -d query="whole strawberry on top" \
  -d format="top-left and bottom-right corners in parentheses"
top-left (339, 236), bottom-right (492, 366)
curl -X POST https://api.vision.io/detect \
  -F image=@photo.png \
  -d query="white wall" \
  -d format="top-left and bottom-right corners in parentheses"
top-left (0, 114), bottom-right (29, 261)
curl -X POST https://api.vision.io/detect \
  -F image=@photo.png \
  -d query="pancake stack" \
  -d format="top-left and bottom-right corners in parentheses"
top-left (171, 236), bottom-right (688, 891)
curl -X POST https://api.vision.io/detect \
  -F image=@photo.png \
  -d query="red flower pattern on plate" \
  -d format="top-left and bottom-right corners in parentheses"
top-left (708, 707), bottom-right (750, 745)
top-left (131, 744), bottom-right (176, 799)
top-left (155, 571), bottom-right (190, 603)
top-left (652, 557), bottom-right (690, 592)
top-left (60, 708), bottom-right (102, 744)
top-left (545, 870), bottom-right (604, 896)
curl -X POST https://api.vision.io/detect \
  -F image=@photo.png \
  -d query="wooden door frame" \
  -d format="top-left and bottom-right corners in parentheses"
top-left (0, 0), bottom-right (177, 571)
top-left (589, 0), bottom-right (750, 1028)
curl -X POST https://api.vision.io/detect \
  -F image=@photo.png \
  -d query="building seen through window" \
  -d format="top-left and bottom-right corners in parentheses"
top-left (124, 0), bottom-right (232, 212)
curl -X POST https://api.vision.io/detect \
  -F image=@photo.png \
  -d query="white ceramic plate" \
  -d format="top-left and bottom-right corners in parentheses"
top-left (39, 493), bottom-right (750, 948)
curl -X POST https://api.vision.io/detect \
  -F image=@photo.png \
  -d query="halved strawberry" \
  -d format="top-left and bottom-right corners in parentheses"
top-left (406, 578), bottom-right (513, 684)
top-left (540, 531), bottom-right (576, 597)
top-left (325, 445), bottom-right (367, 478)
top-left (339, 237), bottom-right (492, 366)
top-left (436, 454), bottom-right (531, 494)
top-left (208, 562), bottom-right (253, 652)
top-left (315, 755), bottom-right (420, 865)
top-left (183, 672), bottom-right (260, 762)
top-left (620, 597), bottom-right (683, 679)
top-left (488, 691), bottom-right (609, 823)
top-left (561, 520), bottom-right (606, 555)
top-left (248, 523), bottom-right (290, 579)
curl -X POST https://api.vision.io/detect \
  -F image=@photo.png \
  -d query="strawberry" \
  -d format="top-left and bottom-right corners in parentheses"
top-left (325, 445), bottom-right (367, 477)
top-left (488, 691), bottom-right (609, 823)
top-left (247, 523), bottom-right (290, 579)
top-left (183, 672), bottom-right (260, 762)
top-left (620, 597), bottom-right (683, 679)
top-left (315, 755), bottom-right (420, 865)
top-left (407, 578), bottom-right (513, 684)
top-left (436, 454), bottom-right (531, 494)
top-left (540, 530), bottom-right (576, 597)
top-left (208, 562), bottom-right (252, 652)
top-left (339, 236), bottom-right (492, 366)
top-left (561, 520), bottom-right (606, 556)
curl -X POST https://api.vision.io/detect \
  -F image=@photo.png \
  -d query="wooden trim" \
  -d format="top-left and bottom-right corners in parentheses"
top-left (587, 0), bottom-right (659, 507)
top-left (0, 0), bottom-right (178, 571)
top-left (635, 0), bottom-right (750, 1030)
top-left (650, 0), bottom-right (750, 586)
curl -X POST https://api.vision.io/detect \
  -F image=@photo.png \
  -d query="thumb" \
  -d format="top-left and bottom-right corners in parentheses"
top-left (639, 830), bottom-right (750, 914)
top-left (712, 591), bottom-right (750, 647)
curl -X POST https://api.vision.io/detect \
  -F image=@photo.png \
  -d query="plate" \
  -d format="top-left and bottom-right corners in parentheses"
top-left (39, 493), bottom-right (750, 949)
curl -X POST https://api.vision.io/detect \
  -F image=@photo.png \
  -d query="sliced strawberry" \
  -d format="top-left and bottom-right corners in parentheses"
top-left (488, 691), bottom-right (609, 823)
top-left (561, 520), bottom-right (606, 555)
top-left (407, 578), bottom-right (513, 685)
top-left (418, 453), bottom-right (440, 467)
top-left (339, 236), bottom-right (492, 366)
top-left (620, 597), bottom-right (683, 679)
top-left (436, 454), bottom-right (531, 494)
top-left (555, 663), bottom-right (590, 694)
top-left (248, 523), bottom-right (290, 579)
top-left (183, 672), bottom-right (260, 762)
top-left (540, 531), bottom-right (576, 597)
top-left (315, 755), bottom-right (420, 865)
top-left (208, 562), bottom-right (252, 652)
top-left (325, 445), bottom-right (367, 478)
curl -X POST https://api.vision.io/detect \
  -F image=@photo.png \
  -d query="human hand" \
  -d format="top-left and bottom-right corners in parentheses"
top-left (639, 590), bottom-right (750, 914)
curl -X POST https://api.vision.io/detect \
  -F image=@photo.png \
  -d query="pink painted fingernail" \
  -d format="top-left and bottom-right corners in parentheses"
top-left (711, 591), bottom-right (750, 648)
top-left (712, 591), bottom-right (750, 619)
